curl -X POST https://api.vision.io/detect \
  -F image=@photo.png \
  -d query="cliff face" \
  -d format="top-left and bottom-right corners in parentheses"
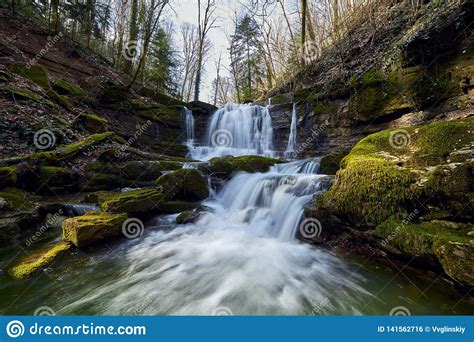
top-left (267, 1), bottom-right (473, 163)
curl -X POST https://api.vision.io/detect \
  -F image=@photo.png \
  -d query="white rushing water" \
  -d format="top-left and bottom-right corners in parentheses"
top-left (60, 103), bottom-right (371, 315)
top-left (62, 158), bottom-right (371, 315)
top-left (284, 103), bottom-right (297, 159)
top-left (183, 107), bottom-right (195, 146)
top-left (188, 103), bottom-right (276, 160)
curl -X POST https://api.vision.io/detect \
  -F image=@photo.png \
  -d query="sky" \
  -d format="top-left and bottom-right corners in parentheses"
top-left (169, 0), bottom-right (239, 102)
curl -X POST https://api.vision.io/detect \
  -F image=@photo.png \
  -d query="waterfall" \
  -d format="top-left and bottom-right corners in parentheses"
top-left (187, 103), bottom-right (276, 161)
top-left (285, 103), bottom-right (297, 159)
top-left (57, 103), bottom-right (372, 316)
top-left (183, 107), bottom-right (195, 146)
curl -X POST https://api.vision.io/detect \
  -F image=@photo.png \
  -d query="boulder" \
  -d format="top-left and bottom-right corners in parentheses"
top-left (100, 188), bottom-right (165, 214)
top-left (62, 211), bottom-right (128, 247)
top-left (156, 168), bottom-right (208, 201)
top-left (7, 241), bottom-right (71, 279)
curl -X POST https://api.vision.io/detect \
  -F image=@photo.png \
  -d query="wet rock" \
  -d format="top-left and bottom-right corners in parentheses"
top-left (7, 241), bottom-right (71, 279)
top-left (156, 168), bottom-right (209, 202)
top-left (62, 211), bottom-right (128, 247)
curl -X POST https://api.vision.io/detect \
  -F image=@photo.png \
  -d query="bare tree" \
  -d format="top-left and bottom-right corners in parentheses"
top-left (193, 0), bottom-right (218, 102)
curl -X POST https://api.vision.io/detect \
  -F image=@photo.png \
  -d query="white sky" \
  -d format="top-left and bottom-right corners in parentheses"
top-left (168, 0), bottom-right (239, 102)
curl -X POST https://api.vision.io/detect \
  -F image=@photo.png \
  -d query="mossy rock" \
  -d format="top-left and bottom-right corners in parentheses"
top-left (8, 63), bottom-right (50, 89)
top-left (52, 79), bottom-right (85, 96)
top-left (7, 241), bottom-right (71, 279)
top-left (100, 188), bottom-right (166, 214)
top-left (62, 212), bottom-right (128, 247)
top-left (83, 191), bottom-right (122, 205)
top-left (176, 210), bottom-right (194, 224)
top-left (205, 155), bottom-right (281, 179)
top-left (156, 169), bottom-right (208, 202)
top-left (0, 187), bottom-right (33, 211)
top-left (158, 201), bottom-right (200, 214)
top-left (119, 161), bottom-right (180, 181)
top-left (0, 166), bottom-right (17, 188)
top-left (376, 219), bottom-right (473, 286)
top-left (21, 132), bottom-right (115, 165)
top-left (316, 118), bottom-right (474, 226)
top-left (4, 85), bottom-right (44, 103)
top-left (319, 151), bottom-right (349, 175)
top-left (83, 172), bottom-right (124, 191)
top-left (77, 114), bottom-right (108, 133)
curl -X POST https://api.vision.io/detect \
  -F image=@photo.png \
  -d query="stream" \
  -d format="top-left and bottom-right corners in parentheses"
top-left (0, 104), bottom-right (471, 315)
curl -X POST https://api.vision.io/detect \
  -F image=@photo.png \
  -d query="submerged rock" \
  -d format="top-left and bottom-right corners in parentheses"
top-left (62, 211), bottom-right (128, 247)
top-left (7, 241), bottom-right (71, 279)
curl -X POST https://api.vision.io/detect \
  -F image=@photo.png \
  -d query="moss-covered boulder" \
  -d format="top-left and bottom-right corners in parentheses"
top-left (52, 79), bottom-right (85, 96)
top-left (100, 188), bottom-right (166, 214)
top-left (316, 118), bottom-right (474, 226)
top-left (308, 117), bottom-right (474, 286)
top-left (8, 63), bottom-right (51, 89)
top-left (0, 166), bottom-right (17, 188)
top-left (77, 114), bottom-right (108, 133)
top-left (62, 212), bottom-right (128, 247)
top-left (4, 85), bottom-right (45, 103)
top-left (156, 169), bottom-right (208, 201)
top-left (319, 151), bottom-right (349, 175)
top-left (7, 241), bottom-right (71, 279)
top-left (203, 155), bottom-right (281, 179)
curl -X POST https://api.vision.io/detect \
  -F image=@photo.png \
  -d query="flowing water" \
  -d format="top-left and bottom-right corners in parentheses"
top-left (183, 107), bottom-right (195, 146)
top-left (284, 103), bottom-right (297, 159)
top-left (0, 103), bottom-right (471, 316)
top-left (188, 103), bottom-right (276, 160)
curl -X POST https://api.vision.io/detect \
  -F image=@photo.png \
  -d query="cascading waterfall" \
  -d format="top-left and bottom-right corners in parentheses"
top-left (60, 158), bottom-right (372, 315)
top-left (284, 103), bottom-right (298, 159)
top-left (187, 103), bottom-right (276, 160)
top-left (183, 107), bottom-right (195, 146)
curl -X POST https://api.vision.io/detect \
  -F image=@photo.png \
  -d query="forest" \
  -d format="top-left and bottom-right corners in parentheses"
top-left (0, 0), bottom-right (472, 317)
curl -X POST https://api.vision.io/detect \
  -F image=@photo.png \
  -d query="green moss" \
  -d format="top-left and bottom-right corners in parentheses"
top-left (0, 188), bottom-right (33, 210)
top-left (4, 85), bottom-right (44, 103)
top-left (313, 101), bottom-right (338, 115)
top-left (100, 188), bottom-right (165, 214)
top-left (52, 79), bottom-right (85, 96)
top-left (8, 63), bottom-right (50, 89)
top-left (317, 117), bottom-right (474, 227)
top-left (319, 151), bottom-right (348, 175)
top-left (47, 89), bottom-right (74, 110)
top-left (62, 212), bottom-right (128, 247)
top-left (83, 191), bottom-right (122, 204)
top-left (0, 166), bottom-right (17, 188)
top-left (176, 210), bottom-right (193, 224)
top-left (156, 168), bottom-right (208, 201)
top-left (78, 114), bottom-right (108, 133)
top-left (206, 155), bottom-right (281, 178)
top-left (152, 92), bottom-right (186, 107)
top-left (7, 241), bottom-right (71, 279)
top-left (434, 241), bottom-right (474, 286)
top-left (376, 219), bottom-right (469, 254)
top-left (84, 172), bottom-right (124, 190)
